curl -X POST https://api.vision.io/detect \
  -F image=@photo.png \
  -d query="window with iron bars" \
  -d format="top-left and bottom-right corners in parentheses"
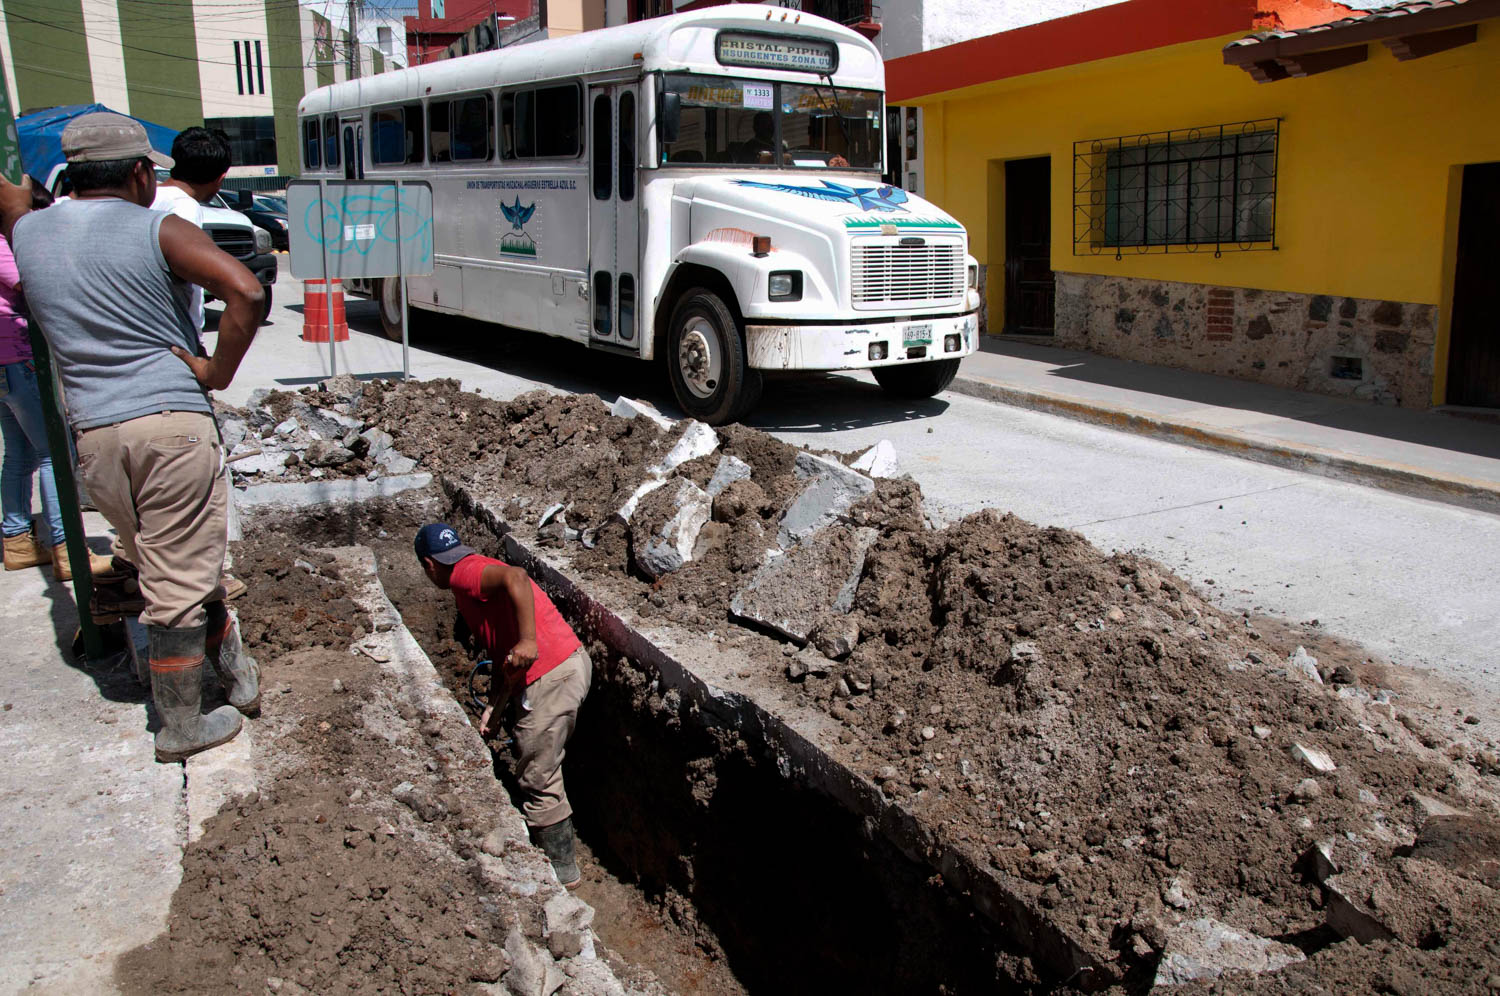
top-left (1073, 119), bottom-right (1279, 256)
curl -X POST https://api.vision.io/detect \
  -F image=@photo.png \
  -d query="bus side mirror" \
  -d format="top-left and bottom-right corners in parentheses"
top-left (660, 92), bottom-right (681, 145)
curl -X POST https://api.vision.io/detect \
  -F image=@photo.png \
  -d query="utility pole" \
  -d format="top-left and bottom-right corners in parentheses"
top-left (348, 0), bottom-right (361, 78)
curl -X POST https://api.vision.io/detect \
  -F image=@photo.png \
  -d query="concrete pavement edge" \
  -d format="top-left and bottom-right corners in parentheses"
top-left (948, 374), bottom-right (1500, 516)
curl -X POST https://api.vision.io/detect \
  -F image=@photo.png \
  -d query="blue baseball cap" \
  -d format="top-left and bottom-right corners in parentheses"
top-left (414, 523), bottom-right (476, 565)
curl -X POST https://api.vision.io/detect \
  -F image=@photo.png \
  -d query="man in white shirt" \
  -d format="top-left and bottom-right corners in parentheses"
top-left (150, 127), bottom-right (231, 334)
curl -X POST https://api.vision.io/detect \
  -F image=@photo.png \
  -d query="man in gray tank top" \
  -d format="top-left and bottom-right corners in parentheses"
top-left (1, 112), bottom-right (266, 764)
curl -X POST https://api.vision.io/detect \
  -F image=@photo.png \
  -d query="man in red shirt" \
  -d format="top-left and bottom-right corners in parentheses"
top-left (414, 523), bottom-right (591, 888)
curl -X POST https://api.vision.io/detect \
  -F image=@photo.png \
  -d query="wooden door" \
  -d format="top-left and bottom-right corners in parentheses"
top-left (1447, 162), bottom-right (1500, 407)
top-left (1003, 156), bottom-right (1054, 336)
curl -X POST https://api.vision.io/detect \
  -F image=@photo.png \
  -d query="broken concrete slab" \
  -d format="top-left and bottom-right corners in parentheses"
top-left (231, 451), bottom-right (291, 477)
top-left (705, 454), bottom-right (752, 498)
top-left (377, 450), bottom-right (419, 475)
top-left (615, 478), bottom-right (668, 524)
top-left (609, 396), bottom-right (674, 430)
top-left (630, 478), bottom-right (713, 580)
top-left (851, 439), bottom-right (898, 478)
top-left (360, 427), bottom-right (395, 460)
top-left (778, 452), bottom-right (875, 548)
top-left (647, 421), bottom-right (719, 478)
top-left (1152, 917), bottom-right (1305, 988)
top-left (730, 526), bottom-right (877, 644)
top-left (233, 473), bottom-right (433, 509)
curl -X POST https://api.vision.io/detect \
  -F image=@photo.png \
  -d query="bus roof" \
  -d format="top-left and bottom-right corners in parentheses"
top-left (299, 5), bottom-right (882, 117)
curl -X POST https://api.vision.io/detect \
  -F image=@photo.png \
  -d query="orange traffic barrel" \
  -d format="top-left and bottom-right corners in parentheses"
top-left (302, 279), bottom-right (349, 343)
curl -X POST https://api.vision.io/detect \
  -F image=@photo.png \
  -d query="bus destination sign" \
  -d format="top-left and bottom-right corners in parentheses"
top-left (715, 32), bottom-right (837, 74)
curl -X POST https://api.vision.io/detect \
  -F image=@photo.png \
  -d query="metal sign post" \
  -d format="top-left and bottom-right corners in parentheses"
top-left (395, 178), bottom-right (409, 381)
top-left (317, 178), bottom-right (338, 376)
top-left (0, 53), bottom-right (105, 659)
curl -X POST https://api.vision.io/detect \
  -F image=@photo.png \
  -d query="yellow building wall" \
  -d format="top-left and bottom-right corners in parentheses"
top-left (913, 22), bottom-right (1500, 397)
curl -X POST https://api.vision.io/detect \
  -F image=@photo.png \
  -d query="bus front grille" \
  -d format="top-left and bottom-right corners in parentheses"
top-left (850, 242), bottom-right (965, 309)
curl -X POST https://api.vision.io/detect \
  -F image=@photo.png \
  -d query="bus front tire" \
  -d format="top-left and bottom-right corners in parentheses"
top-left (666, 289), bottom-right (760, 425)
top-left (871, 357), bottom-right (961, 399)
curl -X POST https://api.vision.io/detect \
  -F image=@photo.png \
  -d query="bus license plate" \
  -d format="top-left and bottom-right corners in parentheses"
top-left (903, 323), bottom-right (933, 347)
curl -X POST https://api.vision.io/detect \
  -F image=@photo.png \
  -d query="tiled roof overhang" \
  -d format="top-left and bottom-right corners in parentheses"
top-left (1223, 0), bottom-right (1499, 82)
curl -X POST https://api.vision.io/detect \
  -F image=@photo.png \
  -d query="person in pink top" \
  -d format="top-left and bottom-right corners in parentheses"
top-left (0, 184), bottom-right (109, 579)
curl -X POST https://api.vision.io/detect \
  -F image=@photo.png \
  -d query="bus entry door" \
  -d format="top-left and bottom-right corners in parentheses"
top-left (588, 83), bottom-right (640, 348)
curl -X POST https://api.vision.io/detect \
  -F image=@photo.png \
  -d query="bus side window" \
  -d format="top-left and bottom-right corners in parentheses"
top-left (429, 101), bottom-right (451, 163)
top-left (451, 94), bottom-right (493, 161)
top-left (505, 85), bottom-right (580, 160)
top-left (303, 119), bottom-right (320, 169)
top-left (371, 103), bottom-right (424, 165)
top-left (591, 93), bottom-right (610, 200)
top-left (618, 91), bottom-right (635, 202)
top-left (323, 115), bottom-right (339, 169)
top-left (536, 85), bottom-right (580, 157)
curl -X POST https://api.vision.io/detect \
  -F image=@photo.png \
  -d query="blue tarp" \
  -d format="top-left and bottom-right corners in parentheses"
top-left (16, 104), bottom-right (178, 185)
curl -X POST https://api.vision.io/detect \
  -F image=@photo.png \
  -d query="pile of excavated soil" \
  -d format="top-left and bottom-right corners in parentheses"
top-left (333, 379), bottom-right (1500, 992)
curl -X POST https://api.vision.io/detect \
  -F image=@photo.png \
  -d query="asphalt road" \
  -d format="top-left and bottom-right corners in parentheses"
top-left (223, 274), bottom-right (1500, 701)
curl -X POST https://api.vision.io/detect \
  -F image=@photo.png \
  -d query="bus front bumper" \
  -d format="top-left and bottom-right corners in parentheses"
top-left (745, 311), bottom-right (980, 372)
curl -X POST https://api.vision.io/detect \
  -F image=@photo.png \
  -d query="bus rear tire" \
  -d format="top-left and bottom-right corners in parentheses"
top-left (667, 288), bottom-right (760, 425)
top-left (378, 278), bottom-right (407, 343)
top-left (871, 357), bottom-right (961, 398)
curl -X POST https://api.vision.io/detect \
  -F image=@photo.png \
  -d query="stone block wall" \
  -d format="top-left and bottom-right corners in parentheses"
top-left (1049, 272), bottom-right (1437, 408)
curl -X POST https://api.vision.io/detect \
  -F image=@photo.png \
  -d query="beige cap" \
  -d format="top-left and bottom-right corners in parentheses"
top-left (61, 112), bottom-right (174, 168)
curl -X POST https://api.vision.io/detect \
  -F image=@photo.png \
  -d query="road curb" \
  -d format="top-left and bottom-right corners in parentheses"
top-left (949, 374), bottom-right (1500, 515)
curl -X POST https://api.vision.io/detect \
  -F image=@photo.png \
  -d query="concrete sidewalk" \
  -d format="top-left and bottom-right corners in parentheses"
top-left (951, 338), bottom-right (1500, 514)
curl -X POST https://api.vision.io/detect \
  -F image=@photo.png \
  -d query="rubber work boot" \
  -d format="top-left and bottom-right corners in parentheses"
top-left (205, 600), bottom-right (260, 716)
top-left (532, 817), bottom-right (582, 890)
top-left (149, 623), bottom-right (243, 764)
top-left (3, 528), bottom-right (47, 570)
top-left (51, 543), bottom-right (115, 583)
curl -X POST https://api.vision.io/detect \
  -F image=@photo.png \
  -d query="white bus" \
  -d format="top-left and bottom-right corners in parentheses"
top-left (298, 5), bottom-right (980, 424)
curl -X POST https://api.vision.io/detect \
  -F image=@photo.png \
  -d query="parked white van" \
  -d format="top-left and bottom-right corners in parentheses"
top-left (299, 5), bottom-right (979, 423)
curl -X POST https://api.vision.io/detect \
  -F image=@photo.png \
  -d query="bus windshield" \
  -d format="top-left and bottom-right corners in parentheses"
top-left (661, 73), bottom-right (881, 171)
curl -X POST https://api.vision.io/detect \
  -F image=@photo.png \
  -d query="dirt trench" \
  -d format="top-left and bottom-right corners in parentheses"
top-left (268, 495), bottom-right (1021, 995)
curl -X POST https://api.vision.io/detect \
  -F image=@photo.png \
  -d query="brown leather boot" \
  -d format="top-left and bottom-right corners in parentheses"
top-left (3, 529), bottom-right (47, 571)
top-left (51, 543), bottom-right (114, 582)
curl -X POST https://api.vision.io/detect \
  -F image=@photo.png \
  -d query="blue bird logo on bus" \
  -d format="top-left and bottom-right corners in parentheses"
top-left (731, 179), bottom-right (910, 213)
top-left (501, 197), bottom-right (537, 231)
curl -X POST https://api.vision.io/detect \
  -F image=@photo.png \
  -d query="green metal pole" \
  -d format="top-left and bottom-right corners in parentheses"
top-left (0, 57), bottom-right (106, 660)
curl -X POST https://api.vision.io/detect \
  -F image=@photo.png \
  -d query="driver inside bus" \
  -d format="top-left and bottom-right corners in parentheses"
top-left (737, 112), bottom-right (775, 164)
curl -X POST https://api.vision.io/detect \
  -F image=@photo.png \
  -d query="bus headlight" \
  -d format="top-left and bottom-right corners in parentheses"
top-left (768, 271), bottom-right (803, 302)
top-left (967, 263), bottom-right (979, 289)
top-left (254, 226), bottom-right (273, 253)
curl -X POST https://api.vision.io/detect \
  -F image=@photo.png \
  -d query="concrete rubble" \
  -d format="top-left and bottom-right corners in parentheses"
top-left (1152, 917), bottom-right (1305, 988)
top-left (218, 378), bottom-right (424, 486)
top-left (630, 478), bottom-right (713, 580)
top-left (777, 451), bottom-right (875, 548)
top-left (730, 525), bottom-right (878, 645)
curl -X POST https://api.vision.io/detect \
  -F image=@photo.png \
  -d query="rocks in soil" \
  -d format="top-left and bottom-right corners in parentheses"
top-left (1152, 917), bottom-right (1305, 988)
top-left (1287, 645), bottom-right (1323, 683)
top-left (730, 525), bottom-right (877, 644)
top-left (305, 439), bottom-right (355, 467)
top-left (542, 889), bottom-right (595, 958)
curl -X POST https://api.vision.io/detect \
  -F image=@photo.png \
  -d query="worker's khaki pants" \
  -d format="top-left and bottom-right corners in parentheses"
top-left (76, 411), bottom-right (227, 629)
top-left (514, 647), bottom-right (592, 829)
